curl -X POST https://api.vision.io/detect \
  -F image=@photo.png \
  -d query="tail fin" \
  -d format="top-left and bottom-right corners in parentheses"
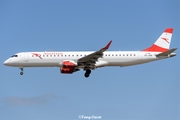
top-left (143, 28), bottom-right (173, 52)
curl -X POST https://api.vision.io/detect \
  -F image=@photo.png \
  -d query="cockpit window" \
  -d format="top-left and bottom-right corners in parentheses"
top-left (11, 55), bottom-right (18, 57)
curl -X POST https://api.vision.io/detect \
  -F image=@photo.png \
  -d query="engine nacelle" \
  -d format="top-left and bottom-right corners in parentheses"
top-left (61, 67), bottom-right (74, 74)
top-left (62, 60), bottom-right (77, 68)
top-left (60, 60), bottom-right (77, 74)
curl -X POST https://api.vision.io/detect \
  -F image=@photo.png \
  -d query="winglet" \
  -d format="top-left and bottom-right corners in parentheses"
top-left (103, 40), bottom-right (112, 49)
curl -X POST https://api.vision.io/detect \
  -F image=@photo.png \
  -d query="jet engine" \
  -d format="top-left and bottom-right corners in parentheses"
top-left (60, 60), bottom-right (77, 74)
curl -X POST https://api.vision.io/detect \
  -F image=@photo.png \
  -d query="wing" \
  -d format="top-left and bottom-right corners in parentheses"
top-left (77, 40), bottom-right (112, 69)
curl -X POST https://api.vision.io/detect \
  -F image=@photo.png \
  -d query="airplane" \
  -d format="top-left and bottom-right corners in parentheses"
top-left (3, 28), bottom-right (177, 78)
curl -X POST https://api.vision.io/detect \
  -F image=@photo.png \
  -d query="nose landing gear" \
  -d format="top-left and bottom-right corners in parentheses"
top-left (84, 69), bottom-right (91, 78)
top-left (20, 67), bottom-right (23, 75)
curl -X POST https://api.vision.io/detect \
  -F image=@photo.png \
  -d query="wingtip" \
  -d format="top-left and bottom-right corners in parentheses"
top-left (104, 40), bottom-right (112, 49)
top-left (172, 48), bottom-right (178, 51)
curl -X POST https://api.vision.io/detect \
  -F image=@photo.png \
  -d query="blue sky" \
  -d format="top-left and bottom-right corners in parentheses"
top-left (0, 0), bottom-right (179, 120)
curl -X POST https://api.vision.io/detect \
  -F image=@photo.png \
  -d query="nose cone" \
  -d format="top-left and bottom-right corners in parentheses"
top-left (3, 59), bottom-right (9, 66)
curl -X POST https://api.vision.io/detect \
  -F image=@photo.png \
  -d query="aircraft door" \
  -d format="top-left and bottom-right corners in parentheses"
top-left (138, 51), bottom-right (143, 60)
top-left (24, 53), bottom-right (29, 62)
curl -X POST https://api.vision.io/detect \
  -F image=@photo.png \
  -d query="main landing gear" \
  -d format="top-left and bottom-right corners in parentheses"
top-left (84, 69), bottom-right (91, 78)
top-left (20, 67), bottom-right (23, 75)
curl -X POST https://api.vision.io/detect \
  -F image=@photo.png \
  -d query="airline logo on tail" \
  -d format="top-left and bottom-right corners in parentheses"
top-left (161, 37), bottom-right (169, 43)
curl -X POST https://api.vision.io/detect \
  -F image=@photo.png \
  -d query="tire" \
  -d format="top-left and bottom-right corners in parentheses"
top-left (84, 73), bottom-right (89, 78)
top-left (20, 72), bottom-right (23, 75)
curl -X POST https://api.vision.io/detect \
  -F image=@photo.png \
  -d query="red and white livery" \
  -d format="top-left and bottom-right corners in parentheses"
top-left (4, 28), bottom-right (177, 78)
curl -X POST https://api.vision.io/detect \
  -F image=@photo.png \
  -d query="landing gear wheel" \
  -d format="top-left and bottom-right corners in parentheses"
top-left (84, 69), bottom-right (91, 78)
top-left (19, 67), bottom-right (24, 75)
top-left (20, 72), bottom-right (23, 75)
top-left (84, 73), bottom-right (89, 78)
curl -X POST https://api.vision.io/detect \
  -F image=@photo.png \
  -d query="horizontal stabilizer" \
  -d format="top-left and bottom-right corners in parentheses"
top-left (156, 48), bottom-right (177, 57)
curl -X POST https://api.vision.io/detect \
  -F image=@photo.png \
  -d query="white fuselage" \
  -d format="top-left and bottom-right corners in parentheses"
top-left (3, 51), bottom-right (170, 68)
top-left (3, 28), bottom-right (176, 77)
